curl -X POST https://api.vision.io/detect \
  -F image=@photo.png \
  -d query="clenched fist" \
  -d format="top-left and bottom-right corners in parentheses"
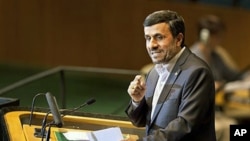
top-left (127, 75), bottom-right (146, 103)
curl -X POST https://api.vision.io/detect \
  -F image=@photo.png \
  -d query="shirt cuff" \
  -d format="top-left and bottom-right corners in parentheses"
top-left (131, 100), bottom-right (140, 109)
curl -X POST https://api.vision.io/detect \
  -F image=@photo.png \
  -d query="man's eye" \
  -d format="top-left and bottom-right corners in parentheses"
top-left (145, 36), bottom-right (151, 41)
top-left (156, 35), bottom-right (163, 40)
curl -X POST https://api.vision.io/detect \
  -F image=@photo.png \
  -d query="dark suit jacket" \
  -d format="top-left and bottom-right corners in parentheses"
top-left (126, 48), bottom-right (216, 141)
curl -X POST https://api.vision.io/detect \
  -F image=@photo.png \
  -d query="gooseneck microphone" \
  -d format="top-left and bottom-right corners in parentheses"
top-left (42, 97), bottom-right (96, 140)
top-left (61, 97), bottom-right (96, 117)
top-left (45, 92), bottom-right (64, 127)
top-left (39, 92), bottom-right (64, 141)
top-left (33, 93), bottom-right (96, 140)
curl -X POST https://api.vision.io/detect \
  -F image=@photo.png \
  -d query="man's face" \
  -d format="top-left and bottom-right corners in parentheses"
top-left (144, 23), bottom-right (182, 64)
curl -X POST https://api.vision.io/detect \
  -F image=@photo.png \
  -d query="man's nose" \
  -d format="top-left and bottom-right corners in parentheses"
top-left (148, 39), bottom-right (158, 49)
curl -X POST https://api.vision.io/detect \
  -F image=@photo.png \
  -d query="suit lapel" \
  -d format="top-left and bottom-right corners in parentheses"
top-left (150, 68), bottom-right (181, 121)
top-left (150, 48), bottom-right (191, 124)
top-left (145, 69), bottom-right (159, 107)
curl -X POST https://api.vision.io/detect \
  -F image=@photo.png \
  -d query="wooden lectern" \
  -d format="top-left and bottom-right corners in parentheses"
top-left (1, 107), bottom-right (144, 141)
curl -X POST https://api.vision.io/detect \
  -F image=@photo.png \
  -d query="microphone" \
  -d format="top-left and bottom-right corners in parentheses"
top-left (34, 95), bottom-right (96, 139)
top-left (61, 98), bottom-right (96, 117)
top-left (45, 92), bottom-right (64, 128)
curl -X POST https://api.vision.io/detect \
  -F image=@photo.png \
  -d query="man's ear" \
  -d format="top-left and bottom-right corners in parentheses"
top-left (176, 33), bottom-right (184, 46)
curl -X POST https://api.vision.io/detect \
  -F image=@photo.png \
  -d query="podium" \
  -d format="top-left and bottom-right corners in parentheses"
top-left (1, 107), bottom-right (144, 141)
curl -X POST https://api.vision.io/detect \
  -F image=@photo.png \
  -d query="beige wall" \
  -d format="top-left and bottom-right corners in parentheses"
top-left (0, 0), bottom-right (249, 70)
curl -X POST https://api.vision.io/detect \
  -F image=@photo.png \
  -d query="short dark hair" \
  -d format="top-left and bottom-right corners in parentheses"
top-left (197, 15), bottom-right (225, 36)
top-left (143, 10), bottom-right (185, 47)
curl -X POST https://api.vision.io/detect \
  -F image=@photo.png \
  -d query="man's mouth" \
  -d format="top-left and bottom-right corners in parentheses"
top-left (151, 51), bottom-right (162, 57)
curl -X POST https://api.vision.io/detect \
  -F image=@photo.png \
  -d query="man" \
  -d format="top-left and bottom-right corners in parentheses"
top-left (190, 14), bottom-right (242, 91)
top-left (189, 14), bottom-right (241, 141)
top-left (125, 10), bottom-right (216, 141)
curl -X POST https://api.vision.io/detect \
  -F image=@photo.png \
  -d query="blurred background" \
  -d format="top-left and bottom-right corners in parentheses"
top-left (0, 0), bottom-right (250, 117)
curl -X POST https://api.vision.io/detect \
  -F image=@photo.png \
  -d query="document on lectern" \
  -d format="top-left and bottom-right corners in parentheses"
top-left (54, 127), bottom-right (124, 141)
top-left (90, 127), bottom-right (124, 141)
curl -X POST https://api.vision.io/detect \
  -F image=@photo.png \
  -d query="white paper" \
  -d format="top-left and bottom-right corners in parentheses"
top-left (62, 127), bottom-right (123, 141)
top-left (91, 127), bottom-right (124, 141)
top-left (63, 131), bottom-right (90, 141)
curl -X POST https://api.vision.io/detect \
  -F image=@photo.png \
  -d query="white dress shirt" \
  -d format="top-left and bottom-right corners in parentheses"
top-left (151, 47), bottom-right (185, 118)
top-left (132, 47), bottom-right (186, 117)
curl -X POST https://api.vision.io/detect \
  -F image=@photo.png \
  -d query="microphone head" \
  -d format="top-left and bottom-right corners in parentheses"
top-left (45, 92), bottom-right (64, 128)
top-left (86, 98), bottom-right (96, 105)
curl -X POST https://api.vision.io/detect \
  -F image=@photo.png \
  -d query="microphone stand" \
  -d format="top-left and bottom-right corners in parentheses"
top-left (41, 111), bottom-right (51, 139)
top-left (40, 112), bottom-right (59, 141)
top-left (45, 124), bottom-right (51, 141)
top-left (29, 93), bottom-right (46, 126)
top-left (34, 111), bottom-right (50, 138)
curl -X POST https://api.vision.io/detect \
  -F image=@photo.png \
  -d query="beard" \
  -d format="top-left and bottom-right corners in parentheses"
top-left (149, 46), bottom-right (178, 64)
